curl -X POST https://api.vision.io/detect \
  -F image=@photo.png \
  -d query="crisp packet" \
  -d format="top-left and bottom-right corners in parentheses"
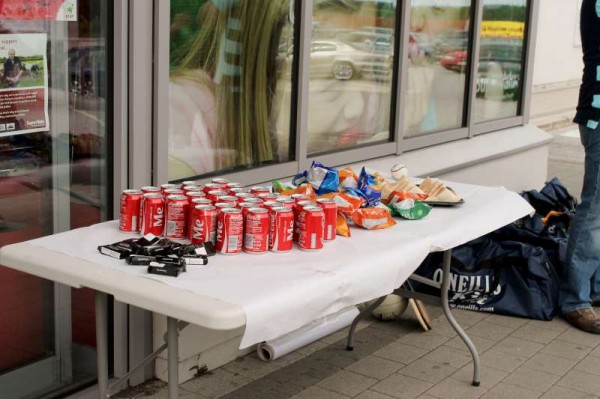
top-left (339, 167), bottom-right (358, 189)
top-left (296, 183), bottom-right (317, 200)
top-left (272, 180), bottom-right (294, 194)
top-left (389, 199), bottom-right (432, 220)
top-left (292, 171), bottom-right (308, 186)
top-left (351, 207), bottom-right (396, 230)
top-left (387, 190), bottom-right (429, 205)
top-left (356, 167), bottom-right (382, 207)
top-left (336, 212), bottom-right (351, 237)
top-left (332, 192), bottom-right (364, 215)
top-left (307, 161), bottom-right (339, 195)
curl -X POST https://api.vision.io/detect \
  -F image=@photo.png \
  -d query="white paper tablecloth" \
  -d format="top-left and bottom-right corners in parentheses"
top-left (27, 181), bottom-right (533, 348)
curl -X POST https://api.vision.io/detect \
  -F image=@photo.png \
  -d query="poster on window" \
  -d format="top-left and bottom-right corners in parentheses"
top-left (0, 33), bottom-right (49, 137)
top-left (0, 0), bottom-right (77, 21)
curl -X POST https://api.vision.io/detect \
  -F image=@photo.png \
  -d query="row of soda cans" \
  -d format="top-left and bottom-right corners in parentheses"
top-left (119, 178), bottom-right (338, 254)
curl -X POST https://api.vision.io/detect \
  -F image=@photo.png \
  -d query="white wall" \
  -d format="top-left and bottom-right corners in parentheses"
top-left (532, 0), bottom-right (583, 87)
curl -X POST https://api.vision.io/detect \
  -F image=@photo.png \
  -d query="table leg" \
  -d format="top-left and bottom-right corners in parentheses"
top-left (167, 317), bottom-right (179, 399)
top-left (95, 291), bottom-right (109, 399)
top-left (441, 250), bottom-right (481, 386)
top-left (346, 296), bottom-right (386, 351)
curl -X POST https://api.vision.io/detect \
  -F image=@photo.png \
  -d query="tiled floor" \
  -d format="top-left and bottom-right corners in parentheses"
top-left (114, 305), bottom-right (600, 399)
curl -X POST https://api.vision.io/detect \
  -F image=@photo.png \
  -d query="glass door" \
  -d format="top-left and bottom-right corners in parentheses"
top-left (0, 1), bottom-right (112, 398)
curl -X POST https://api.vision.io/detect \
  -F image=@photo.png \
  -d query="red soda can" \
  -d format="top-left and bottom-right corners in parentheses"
top-left (235, 192), bottom-right (254, 200)
top-left (186, 191), bottom-right (207, 203)
top-left (161, 183), bottom-right (180, 193)
top-left (258, 193), bottom-right (279, 201)
top-left (217, 195), bottom-right (238, 207)
top-left (164, 188), bottom-right (184, 196)
top-left (141, 186), bottom-right (161, 194)
top-left (207, 190), bottom-right (227, 203)
top-left (293, 200), bottom-right (313, 242)
top-left (165, 195), bottom-right (189, 239)
top-left (226, 182), bottom-right (242, 189)
top-left (229, 187), bottom-right (245, 196)
top-left (298, 206), bottom-right (325, 251)
top-left (188, 205), bottom-right (217, 244)
top-left (215, 202), bottom-right (236, 216)
top-left (243, 197), bottom-right (263, 207)
top-left (191, 197), bottom-right (212, 207)
top-left (216, 208), bottom-right (244, 255)
top-left (277, 197), bottom-right (295, 209)
top-left (203, 183), bottom-right (222, 194)
top-left (263, 201), bottom-right (282, 211)
top-left (239, 202), bottom-right (256, 217)
top-left (182, 180), bottom-right (199, 187)
top-left (140, 193), bottom-right (165, 236)
top-left (269, 206), bottom-right (294, 252)
top-left (244, 208), bottom-right (270, 254)
top-left (183, 185), bottom-right (203, 194)
top-left (250, 186), bottom-right (271, 195)
top-left (119, 189), bottom-right (144, 232)
top-left (211, 178), bottom-right (230, 188)
top-left (317, 198), bottom-right (337, 241)
top-left (292, 194), bottom-right (310, 203)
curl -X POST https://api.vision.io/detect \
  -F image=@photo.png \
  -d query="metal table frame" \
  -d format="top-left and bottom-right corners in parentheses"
top-left (345, 249), bottom-right (481, 387)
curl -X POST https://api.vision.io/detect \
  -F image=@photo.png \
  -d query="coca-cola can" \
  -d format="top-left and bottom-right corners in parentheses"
top-left (161, 183), bottom-right (180, 193)
top-left (298, 206), bottom-right (325, 251)
top-left (191, 197), bottom-right (212, 207)
top-left (211, 178), bottom-right (230, 188)
top-left (229, 187), bottom-right (246, 196)
top-left (235, 192), bottom-right (254, 200)
top-left (269, 206), bottom-right (294, 252)
top-left (317, 198), bottom-right (337, 241)
top-left (292, 194), bottom-right (311, 203)
top-left (188, 205), bottom-right (217, 244)
top-left (277, 197), bottom-right (295, 209)
top-left (243, 197), bottom-right (263, 206)
top-left (207, 190), bottom-right (227, 203)
top-left (217, 195), bottom-right (238, 207)
top-left (141, 186), bottom-right (161, 194)
top-left (244, 208), bottom-right (270, 254)
top-left (257, 193), bottom-right (279, 201)
top-left (263, 201), bottom-right (282, 211)
top-left (293, 200), bottom-right (313, 242)
top-left (182, 180), bottom-right (199, 187)
top-left (250, 186), bottom-right (271, 195)
top-left (216, 208), bottom-right (243, 255)
top-left (183, 185), bottom-right (203, 194)
top-left (226, 182), bottom-right (242, 190)
top-left (203, 183), bottom-right (222, 194)
top-left (140, 193), bottom-right (165, 236)
top-left (164, 188), bottom-right (184, 196)
top-left (238, 202), bottom-right (257, 217)
top-left (165, 195), bottom-right (189, 239)
top-left (119, 189), bottom-right (144, 232)
top-left (186, 191), bottom-right (207, 203)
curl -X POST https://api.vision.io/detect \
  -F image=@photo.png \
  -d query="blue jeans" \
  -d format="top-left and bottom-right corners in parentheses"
top-left (559, 123), bottom-right (600, 313)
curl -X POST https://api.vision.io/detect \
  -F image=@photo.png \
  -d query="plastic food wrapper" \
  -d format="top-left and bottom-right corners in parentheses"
top-left (272, 180), bottom-right (295, 195)
top-left (355, 168), bottom-right (382, 207)
top-left (351, 207), bottom-right (396, 230)
top-left (336, 212), bottom-right (351, 237)
top-left (389, 200), bottom-right (432, 220)
top-left (331, 192), bottom-right (364, 215)
top-left (386, 190), bottom-right (429, 205)
top-left (292, 171), bottom-right (308, 186)
top-left (296, 183), bottom-right (317, 200)
top-left (339, 167), bottom-right (358, 189)
top-left (306, 161), bottom-right (339, 195)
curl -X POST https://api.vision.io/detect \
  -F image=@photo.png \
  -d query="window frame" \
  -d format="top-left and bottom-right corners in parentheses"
top-left (152, 0), bottom-right (537, 185)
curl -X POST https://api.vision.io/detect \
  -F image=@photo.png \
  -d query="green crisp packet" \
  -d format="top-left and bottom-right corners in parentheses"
top-left (272, 179), bottom-right (294, 193)
top-left (389, 199), bottom-right (432, 220)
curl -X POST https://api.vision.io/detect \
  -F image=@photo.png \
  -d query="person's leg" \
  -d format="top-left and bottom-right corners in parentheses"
top-left (559, 123), bottom-right (600, 332)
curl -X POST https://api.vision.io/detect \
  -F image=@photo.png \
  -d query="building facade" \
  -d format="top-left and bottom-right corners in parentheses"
top-left (0, 0), bottom-right (561, 397)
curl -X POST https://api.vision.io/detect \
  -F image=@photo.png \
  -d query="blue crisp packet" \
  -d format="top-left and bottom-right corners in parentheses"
top-left (307, 161), bottom-right (339, 195)
top-left (353, 167), bottom-right (381, 207)
top-left (292, 171), bottom-right (308, 186)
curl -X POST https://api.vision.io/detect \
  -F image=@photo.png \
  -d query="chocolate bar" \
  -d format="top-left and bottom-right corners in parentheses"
top-left (147, 264), bottom-right (183, 277)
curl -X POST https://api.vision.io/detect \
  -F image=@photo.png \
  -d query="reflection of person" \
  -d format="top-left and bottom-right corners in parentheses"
top-left (559, 0), bottom-right (600, 334)
top-left (2, 49), bottom-right (23, 88)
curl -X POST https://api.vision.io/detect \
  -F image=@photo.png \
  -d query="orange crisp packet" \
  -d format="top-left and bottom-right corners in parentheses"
top-left (296, 183), bottom-right (317, 200)
top-left (351, 207), bottom-right (396, 230)
top-left (336, 212), bottom-right (351, 237)
top-left (332, 193), bottom-right (364, 215)
top-left (339, 167), bottom-right (359, 189)
top-left (387, 190), bottom-right (429, 205)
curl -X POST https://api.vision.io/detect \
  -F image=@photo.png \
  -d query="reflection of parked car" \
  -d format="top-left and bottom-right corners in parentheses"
top-left (285, 40), bottom-right (393, 81)
top-left (433, 29), bottom-right (469, 56)
top-left (440, 50), bottom-right (468, 72)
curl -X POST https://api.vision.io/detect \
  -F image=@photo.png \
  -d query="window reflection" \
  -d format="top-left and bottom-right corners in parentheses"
top-left (474, 0), bottom-right (526, 123)
top-left (405, 0), bottom-right (471, 137)
top-left (169, 0), bottom-right (294, 180)
top-left (305, 0), bottom-right (397, 155)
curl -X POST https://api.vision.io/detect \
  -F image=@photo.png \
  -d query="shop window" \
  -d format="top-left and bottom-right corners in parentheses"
top-left (306, 0), bottom-right (397, 156)
top-left (404, 0), bottom-right (471, 137)
top-left (168, 0), bottom-right (295, 180)
top-left (474, 0), bottom-right (527, 123)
